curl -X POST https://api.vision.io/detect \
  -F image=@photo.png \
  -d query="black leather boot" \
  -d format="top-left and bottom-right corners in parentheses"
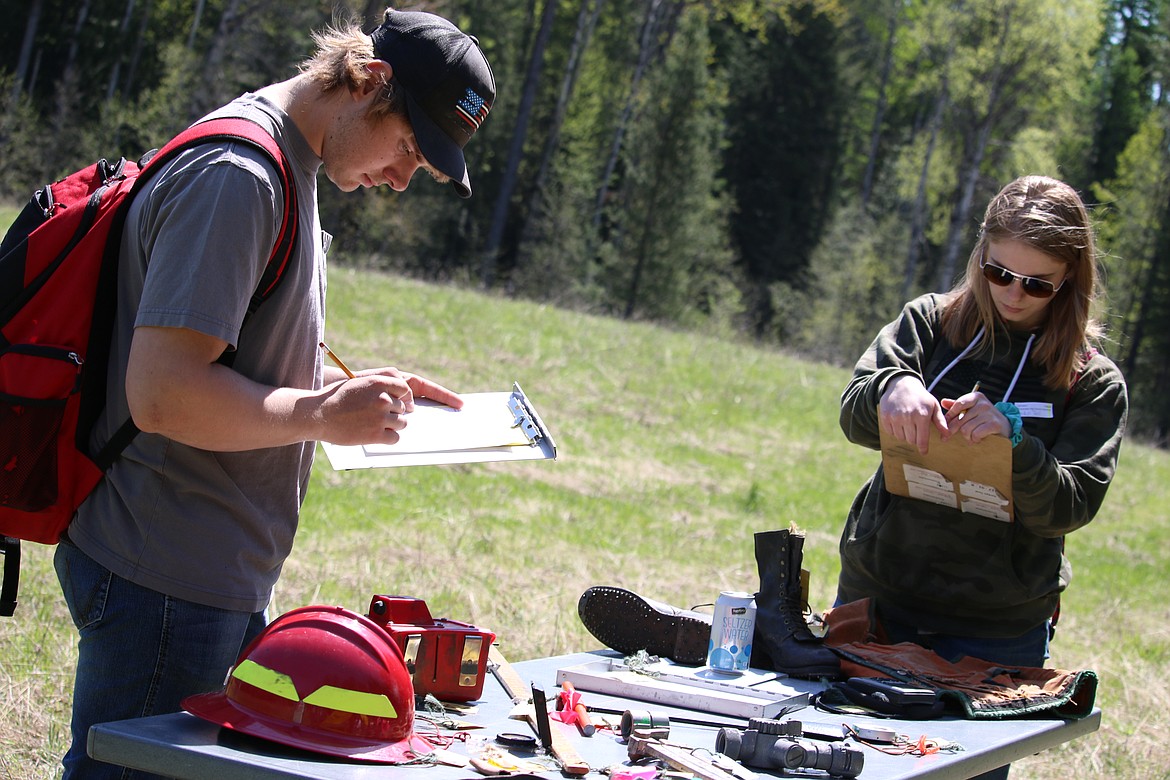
top-left (752, 528), bottom-right (841, 679)
top-left (577, 586), bottom-right (711, 665)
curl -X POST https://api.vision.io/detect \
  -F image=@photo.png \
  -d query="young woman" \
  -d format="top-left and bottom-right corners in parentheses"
top-left (836, 175), bottom-right (1128, 671)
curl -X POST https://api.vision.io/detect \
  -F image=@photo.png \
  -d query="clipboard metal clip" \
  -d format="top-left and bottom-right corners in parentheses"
top-left (508, 383), bottom-right (544, 445)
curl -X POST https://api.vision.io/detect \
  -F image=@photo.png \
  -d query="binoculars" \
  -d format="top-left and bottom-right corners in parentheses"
top-left (714, 718), bottom-right (865, 779)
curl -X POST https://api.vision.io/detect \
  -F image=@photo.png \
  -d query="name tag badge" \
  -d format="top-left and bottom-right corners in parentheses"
top-left (1015, 402), bottom-right (1054, 419)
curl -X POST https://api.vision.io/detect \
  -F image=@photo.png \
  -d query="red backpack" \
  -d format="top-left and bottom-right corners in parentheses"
top-left (0, 117), bottom-right (299, 615)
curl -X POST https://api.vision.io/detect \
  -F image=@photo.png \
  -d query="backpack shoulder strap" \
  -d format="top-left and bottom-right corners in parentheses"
top-left (138, 116), bottom-right (300, 316)
top-left (92, 118), bottom-right (301, 470)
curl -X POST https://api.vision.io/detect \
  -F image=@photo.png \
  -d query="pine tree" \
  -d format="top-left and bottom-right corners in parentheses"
top-left (595, 6), bottom-right (741, 327)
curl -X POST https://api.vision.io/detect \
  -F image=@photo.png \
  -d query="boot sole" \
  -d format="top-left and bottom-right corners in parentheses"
top-left (577, 586), bottom-right (710, 666)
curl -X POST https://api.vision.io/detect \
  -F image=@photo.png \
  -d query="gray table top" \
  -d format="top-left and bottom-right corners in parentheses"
top-left (88, 650), bottom-right (1100, 780)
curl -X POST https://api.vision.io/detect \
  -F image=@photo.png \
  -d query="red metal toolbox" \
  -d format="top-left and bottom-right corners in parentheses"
top-left (367, 595), bottom-right (496, 702)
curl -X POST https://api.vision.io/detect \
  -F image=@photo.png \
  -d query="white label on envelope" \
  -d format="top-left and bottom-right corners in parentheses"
top-left (903, 464), bottom-right (952, 490)
top-left (959, 480), bottom-right (1008, 506)
top-left (962, 498), bottom-right (1011, 522)
top-left (908, 482), bottom-right (959, 508)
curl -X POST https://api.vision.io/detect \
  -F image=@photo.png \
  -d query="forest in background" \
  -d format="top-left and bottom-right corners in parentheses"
top-left (2, 0), bottom-right (1168, 443)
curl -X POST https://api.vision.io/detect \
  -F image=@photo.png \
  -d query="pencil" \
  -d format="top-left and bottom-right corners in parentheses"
top-left (956, 382), bottom-right (980, 422)
top-left (319, 341), bottom-right (355, 379)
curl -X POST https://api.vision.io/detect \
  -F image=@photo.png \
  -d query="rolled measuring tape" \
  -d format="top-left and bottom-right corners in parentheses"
top-left (851, 725), bottom-right (897, 744)
top-left (495, 732), bottom-right (538, 749)
top-left (620, 709), bottom-right (670, 740)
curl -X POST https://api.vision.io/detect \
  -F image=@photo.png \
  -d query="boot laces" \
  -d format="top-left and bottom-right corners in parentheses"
top-left (781, 600), bottom-right (816, 640)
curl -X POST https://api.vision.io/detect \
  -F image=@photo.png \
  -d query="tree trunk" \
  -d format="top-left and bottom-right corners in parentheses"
top-left (935, 5), bottom-right (1016, 291)
top-left (195, 0), bottom-right (244, 114)
top-left (1137, 212), bottom-right (1170, 444)
top-left (203, 0), bottom-right (242, 76)
top-left (515, 0), bottom-right (606, 263)
top-left (1121, 252), bottom-right (1154, 380)
top-left (65, 0), bottom-right (93, 79)
top-left (122, 0), bottom-right (153, 101)
top-left (29, 50), bottom-right (44, 103)
top-left (936, 106), bottom-right (996, 291)
top-left (1122, 178), bottom-right (1170, 379)
top-left (861, 0), bottom-right (900, 207)
top-left (106, 0), bottom-right (139, 103)
top-left (901, 3), bottom-right (964, 298)
top-left (479, 0), bottom-right (559, 288)
top-left (52, 0), bottom-right (94, 147)
top-left (11, 0), bottom-right (43, 102)
top-left (591, 0), bottom-right (664, 236)
top-left (903, 79), bottom-right (948, 298)
top-left (188, 0), bottom-right (207, 49)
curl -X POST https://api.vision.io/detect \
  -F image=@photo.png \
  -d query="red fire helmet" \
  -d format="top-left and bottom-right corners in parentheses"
top-left (183, 605), bottom-right (434, 763)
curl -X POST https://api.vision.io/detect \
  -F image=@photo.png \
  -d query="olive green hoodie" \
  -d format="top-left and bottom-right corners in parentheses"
top-left (837, 294), bottom-right (1128, 638)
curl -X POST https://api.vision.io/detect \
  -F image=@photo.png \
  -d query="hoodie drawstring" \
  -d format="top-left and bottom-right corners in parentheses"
top-left (926, 326), bottom-right (1036, 404)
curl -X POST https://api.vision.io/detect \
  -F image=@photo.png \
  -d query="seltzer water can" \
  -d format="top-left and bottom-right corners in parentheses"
top-left (707, 590), bottom-right (756, 673)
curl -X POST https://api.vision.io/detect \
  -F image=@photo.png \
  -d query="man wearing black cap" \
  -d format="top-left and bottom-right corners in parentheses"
top-left (53, 9), bottom-right (495, 779)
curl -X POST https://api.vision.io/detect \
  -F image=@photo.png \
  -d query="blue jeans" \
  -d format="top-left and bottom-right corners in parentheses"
top-left (879, 615), bottom-right (1052, 669)
top-left (54, 538), bottom-right (267, 780)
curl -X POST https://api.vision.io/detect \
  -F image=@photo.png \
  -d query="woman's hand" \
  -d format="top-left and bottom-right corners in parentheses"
top-left (878, 375), bottom-right (948, 455)
top-left (941, 390), bottom-right (1011, 444)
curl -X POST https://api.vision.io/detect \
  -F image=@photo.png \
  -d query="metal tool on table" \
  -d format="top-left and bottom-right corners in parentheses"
top-left (488, 644), bottom-right (590, 775)
top-left (626, 735), bottom-right (738, 780)
top-left (620, 709), bottom-right (672, 740)
top-left (609, 707), bottom-right (847, 743)
top-left (604, 707), bottom-right (758, 739)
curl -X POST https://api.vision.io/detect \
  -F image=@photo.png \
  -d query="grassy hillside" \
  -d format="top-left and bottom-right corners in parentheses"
top-left (2, 269), bottom-right (1167, 778)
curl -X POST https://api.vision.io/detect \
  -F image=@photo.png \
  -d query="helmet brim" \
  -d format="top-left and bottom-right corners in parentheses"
top-left (183, 691), bottom-right (436, 764)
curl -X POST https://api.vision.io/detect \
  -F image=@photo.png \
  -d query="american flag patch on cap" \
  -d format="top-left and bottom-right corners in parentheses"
top-left (456, 88), bottom-right (490, 131)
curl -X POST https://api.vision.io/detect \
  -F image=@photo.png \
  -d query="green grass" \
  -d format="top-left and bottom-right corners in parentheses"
top-left (2, 268), bottom-right (1167, 779)
top-left (0, 204), bottom-right (20, 238)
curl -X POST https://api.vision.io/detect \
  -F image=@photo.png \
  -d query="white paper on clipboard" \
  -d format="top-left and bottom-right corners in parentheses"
top-left (320, 382), bottom-right (556, 469)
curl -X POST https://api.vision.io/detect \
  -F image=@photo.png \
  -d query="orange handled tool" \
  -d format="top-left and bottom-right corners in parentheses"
top-left (561, 681), bottom-right (595, 736)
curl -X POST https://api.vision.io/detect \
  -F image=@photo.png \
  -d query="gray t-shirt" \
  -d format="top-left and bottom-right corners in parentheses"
top-left (70, 94), bottom-right (328, 612)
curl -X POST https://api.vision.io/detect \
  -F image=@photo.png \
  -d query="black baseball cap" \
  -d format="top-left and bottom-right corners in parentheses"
top-left (370, 9), bottom-right (495, 198)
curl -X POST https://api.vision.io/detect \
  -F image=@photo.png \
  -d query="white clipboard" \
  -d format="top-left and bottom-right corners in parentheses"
top-left (320, 382), bottom-right (556, 469)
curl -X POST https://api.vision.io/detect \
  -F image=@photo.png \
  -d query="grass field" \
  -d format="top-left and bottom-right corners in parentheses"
top-left (2, 268), bottom-right (1168, 779)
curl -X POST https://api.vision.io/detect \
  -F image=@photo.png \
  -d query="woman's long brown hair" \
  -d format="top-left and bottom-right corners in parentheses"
top-left (942, 175), bottom-right (1102, 389)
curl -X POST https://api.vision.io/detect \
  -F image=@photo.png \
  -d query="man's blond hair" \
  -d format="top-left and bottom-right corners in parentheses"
top-left (298, 19), bottom-right (404, 120)
top-left (297, 16), bottom-right (450, 184)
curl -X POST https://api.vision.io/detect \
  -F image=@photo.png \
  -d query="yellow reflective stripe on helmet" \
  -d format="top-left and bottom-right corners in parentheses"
top-left (303, 686), bottom-right (398, 718)
top-left (231, 659), bottom-right (300, 702)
